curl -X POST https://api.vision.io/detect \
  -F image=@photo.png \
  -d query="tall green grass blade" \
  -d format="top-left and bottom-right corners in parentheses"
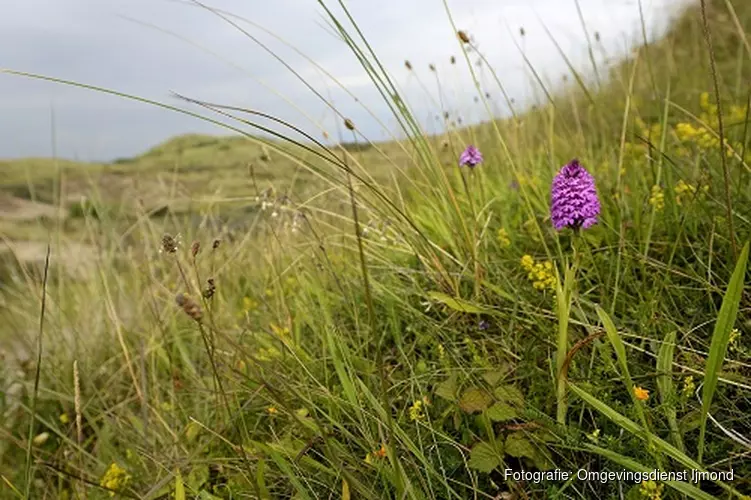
top-left (697, 239), bottom-right (749, 463)
top-left (657, 330), bottom-right (684, 451)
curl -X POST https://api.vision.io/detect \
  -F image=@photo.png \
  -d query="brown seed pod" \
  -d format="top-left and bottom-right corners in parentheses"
top-left (344, 118), bottom-right (355, 131)
top-left (175, 293), bottom-right (203, 322)
top-left (457, 30), bottom-right (470, 44)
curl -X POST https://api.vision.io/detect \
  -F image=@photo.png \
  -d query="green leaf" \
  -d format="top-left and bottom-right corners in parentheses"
top-left (426, 292), bottom-right (489, 314)
top-left (256, 459), bottom-right (270, 499)
top-left (435, 374), bottom-right (459, 402)
top-left (342, 479), bottom-right (350, 500)
top-left (482, 369), bottom-right (508, 387)
top-left (482, 281), bottom-right (515, 301)
top-left (698, 240), bottom-right (749, 463)
top-left (175, 471), bottom-right (186, 500)
top-left (485, 402), bottom-right (517, 422)
top-left (458, 387), bottom-right (493, 414)
top-left (493, 385), bottom-right (525, 407)
top-left (504, 432), bottom-right (536, 459)
top-left (467, 441), bottom-right (502, 473)
top-left (657, 330), bottom-right (683, 451)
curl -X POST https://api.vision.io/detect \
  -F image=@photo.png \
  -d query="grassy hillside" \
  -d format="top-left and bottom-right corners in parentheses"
top-left (2, 0), bottom-right (751, 498)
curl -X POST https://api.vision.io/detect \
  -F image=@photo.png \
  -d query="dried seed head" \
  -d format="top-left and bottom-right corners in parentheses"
top-left (191, 241), bottom-right (201, 257)
top-left (344, 118), bottom-right (355, 131)
top-left (594, 31), bottom-right (601, 42)
top-left (161, 234), bottom-right (178, 254)
top-left (212, 239), bottom-right (221, 250)
top-left (429, 63), bottom-right (436, 72)
top-left (450, 55), bottom-right (456, 65)
top-left (175, 293), bottom-right (203, 321)
top-left (404, 60), bottom-right (412, 70)
top-left (203, 278), bottom-right (216, 299)
top-left (443, 111), bottom-right (449, 119)
top-left (519, 27), bottom-right (526, 37)
top-left (457, 30), bottom-right (470, 44)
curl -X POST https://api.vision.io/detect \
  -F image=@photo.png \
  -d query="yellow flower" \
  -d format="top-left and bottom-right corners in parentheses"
top-left (634, 386), bottom-right (650, 401)
top-left (497, 228), bottom-right (511, 248)
top-left (266, 406), bottom-right (278, 415)
top-left (640, 480), bottom-right (664, 500)
top-left (409, 400), bottom-right (425, 421)
top-left (59, 413), bottom-right (70, 425)
top-left (100, 463), bottom-right (131, 496)
top-left (681, 375), bottom-right (695, 399)
top-left (729, 328), bottom-right (741, 353)
top-left (520, 255), bottom-right (535, 271)
top-left (648, 185), bottom-right (664, 211)
top-left (521, 255), bottom-right (556, 291)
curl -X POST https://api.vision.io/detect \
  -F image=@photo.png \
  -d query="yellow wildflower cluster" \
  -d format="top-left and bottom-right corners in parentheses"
top-left (674, 92), bottom-right (747, 158)
top-left (266, 406), bottom-right (278, 415)
top-left (674, 179), bottom-right (708, 205)
top-left (364, 443), bottom-right (387, 464)
top-left (681, 375), bottom-right (695, 399)
top-left (648, 185), bottom-right (665, 211)
top-left (640, 480), bottom-right (664, 500)
top-left (520, 255), bottom-right (556, 291)
top-left (497, 228), bottom-right (511, 248)
top-left (674, 122), bottom-right (720, 150)
top-left (100, 463), bottom-right (131, 496)
top-left (408, 398), bottom-right (429, 421)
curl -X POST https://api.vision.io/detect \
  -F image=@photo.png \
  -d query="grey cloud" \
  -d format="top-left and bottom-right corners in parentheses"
top-left (1, 0), bottom-right (690, 161)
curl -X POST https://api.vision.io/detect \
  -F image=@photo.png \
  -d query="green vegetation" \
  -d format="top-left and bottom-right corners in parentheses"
top-left (1, 0), bottom-right (751, 498)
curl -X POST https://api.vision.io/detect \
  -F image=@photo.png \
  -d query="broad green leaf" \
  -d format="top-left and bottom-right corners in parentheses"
top-left (494, 385), bottom-right (525, 407)
top-left (427, 292), bottom-right (489, 314)
top-left (504, 432), bottom-right (536, 459)
top-left (698, 240), bottom-right (749, 463)
top-left (467, 441), bottom-right (502, 473)
top-left (485, 402), bottom-right (517, 422)
top-left (458, 387), bottom-right (493, 414)
top-left (435, 374), bottom-right (459, 402)
top-left (482, 369), bottom-right (508, 387)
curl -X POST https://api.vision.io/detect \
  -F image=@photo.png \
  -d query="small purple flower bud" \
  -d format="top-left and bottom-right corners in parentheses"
top-left (478, 319), bottom-right (490, 331)
top-left (459, 145), bottom-right (483, 168)
top-left (550, 159), bottom-right (601, 231)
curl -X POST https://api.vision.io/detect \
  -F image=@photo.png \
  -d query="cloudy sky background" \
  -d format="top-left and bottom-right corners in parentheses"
top-left (0, 0), bottom-right (690, 161)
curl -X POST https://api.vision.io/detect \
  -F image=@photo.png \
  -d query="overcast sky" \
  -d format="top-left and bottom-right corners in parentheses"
top-left (0, 0), bottom-right (690, 161)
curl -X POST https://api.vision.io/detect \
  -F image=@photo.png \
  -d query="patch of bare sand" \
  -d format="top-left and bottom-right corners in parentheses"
top-left (0, 194), bottom-right (62, 222)
top-left (0, 240), bottom-right (97, 280)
